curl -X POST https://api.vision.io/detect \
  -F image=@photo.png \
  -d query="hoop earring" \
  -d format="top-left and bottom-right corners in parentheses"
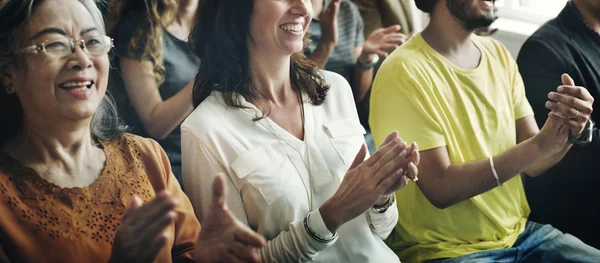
top-left (5, 85), bottom-right (14, 94)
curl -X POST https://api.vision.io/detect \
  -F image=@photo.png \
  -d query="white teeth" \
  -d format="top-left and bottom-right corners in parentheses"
top-left (62, 81), bottom-right (92, 88)
top-left (280, 24), bottom-right (303, 32)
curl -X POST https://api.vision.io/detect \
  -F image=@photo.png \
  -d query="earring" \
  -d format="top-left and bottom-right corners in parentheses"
top-left (5, 85), bottom-right (14, 94)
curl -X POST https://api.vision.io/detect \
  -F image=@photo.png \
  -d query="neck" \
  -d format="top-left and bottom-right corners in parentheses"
top-left (174, 0), bottom-right (198, 27)
top-left (422, 4), bottom-right (475, 56)
top-left (311, 0), bottom-right (324, 19)
top-left (248, 47), bottom-right (295, 106)
top-left (573, 0), bottom-right (600, 33)
top-left (4, 115), bottom-right (98, 166)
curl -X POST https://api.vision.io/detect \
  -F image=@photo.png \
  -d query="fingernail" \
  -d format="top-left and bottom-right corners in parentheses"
top-left (548, 93), bottom-right (555, 99)
top-left (545, 101), bottom-right (553, 108)
top-left (558, 86), bottom-right (564, 92)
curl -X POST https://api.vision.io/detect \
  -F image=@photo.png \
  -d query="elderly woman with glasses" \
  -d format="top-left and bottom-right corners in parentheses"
top-left (0, 0), bottom-right (264, 262)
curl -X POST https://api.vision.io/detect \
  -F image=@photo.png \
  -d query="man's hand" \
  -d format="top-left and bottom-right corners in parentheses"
top-left (545, 74), bottom-right (594, 139)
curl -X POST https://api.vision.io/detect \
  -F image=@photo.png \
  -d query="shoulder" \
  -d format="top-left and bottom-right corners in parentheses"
top-left (320, 69), bottom-right (353, 101)
top-left (105, 133), bottom-right (165, 161)
top-left (518, 20), bottom-right (569, 63)
top-left (473, 35), bottom-right (512, 60)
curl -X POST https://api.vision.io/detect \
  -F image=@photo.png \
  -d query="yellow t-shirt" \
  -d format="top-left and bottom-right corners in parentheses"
top-left (369, 33), bottom-right (534, 263)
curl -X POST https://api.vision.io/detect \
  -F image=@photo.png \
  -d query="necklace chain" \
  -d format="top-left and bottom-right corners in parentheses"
top-left (258, 91), bottom-right (314, 211)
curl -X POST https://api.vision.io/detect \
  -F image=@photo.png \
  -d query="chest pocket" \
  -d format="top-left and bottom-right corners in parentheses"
top-left (230, 145), bottom-right (289, 206)
top-left (324, 119), bottom-right (366, 165)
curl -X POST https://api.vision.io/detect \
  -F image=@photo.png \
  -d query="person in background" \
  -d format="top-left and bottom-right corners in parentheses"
top-left (517, 0), bottom-right (600, 249)
top-left (0, 0), bottom-right (265, 262)
top-left (306, 0), bottom-right (405, 152)
top-left (370, 0), bottom-right (600, 262)
top-left (182, 0), bottom-right (420, 261)
top-left (351, 0), bottom-right (414, 40)
top-left (107, 0), bottom-right (200, 186)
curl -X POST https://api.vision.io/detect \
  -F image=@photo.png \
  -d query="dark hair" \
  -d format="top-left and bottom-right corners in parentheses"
top-left (416, 0), bottom-right (437, 13)
top-left (189, 0), bottom-right (329, 111)
top-left (0, 0), bottom-right (127, 147)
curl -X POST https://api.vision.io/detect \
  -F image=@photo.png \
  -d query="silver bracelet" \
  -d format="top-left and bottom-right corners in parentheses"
top-left (488, 157), bottom-right (502, 187)
top-left (371, 195), bottom-right (395, 213)
top-left (303, 211), bottom-right (338, 243)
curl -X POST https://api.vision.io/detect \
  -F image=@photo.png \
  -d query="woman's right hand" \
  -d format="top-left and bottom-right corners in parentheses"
top-left (320, 132), bottom-right (411, 233)
top-left (109, 192), bottom-right (178, 263)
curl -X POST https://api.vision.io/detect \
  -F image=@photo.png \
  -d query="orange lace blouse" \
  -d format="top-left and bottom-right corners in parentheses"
top-left (0, 134), bottom-right (201, 263)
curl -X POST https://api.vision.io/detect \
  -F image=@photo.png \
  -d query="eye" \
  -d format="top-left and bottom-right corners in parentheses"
top-left (44, 40), bottom-right (70, 51)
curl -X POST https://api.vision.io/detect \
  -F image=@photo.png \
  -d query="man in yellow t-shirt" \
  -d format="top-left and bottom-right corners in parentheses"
top-left (369, 0), bottom-right (599, 262)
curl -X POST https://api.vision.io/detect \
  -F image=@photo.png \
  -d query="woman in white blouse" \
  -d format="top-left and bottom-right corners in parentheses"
top-left (182, 0), bottom-right (419, 262)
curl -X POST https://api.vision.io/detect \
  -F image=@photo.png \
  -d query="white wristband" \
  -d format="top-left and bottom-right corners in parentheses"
top-left (489, 157), bottom-right (502, 187)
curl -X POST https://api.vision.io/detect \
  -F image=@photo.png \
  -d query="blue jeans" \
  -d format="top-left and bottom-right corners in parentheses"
top-left (427, 221), bottom-right (600, 263)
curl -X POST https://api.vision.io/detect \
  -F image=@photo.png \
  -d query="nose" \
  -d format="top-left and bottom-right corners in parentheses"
top-left (290, 0), bottom-right (311, 18)
top-left (65, 40), bottom-right (93, 71)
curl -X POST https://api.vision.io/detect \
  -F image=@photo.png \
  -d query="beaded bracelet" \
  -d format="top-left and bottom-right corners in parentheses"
top-left (303, 211), bottom-right (338, 243)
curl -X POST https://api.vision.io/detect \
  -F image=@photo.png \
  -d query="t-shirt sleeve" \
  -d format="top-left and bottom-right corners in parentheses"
top-left (500, 42), bottom-right (534, 120)
top-left (349, 2), bottom-right (365, 48)
top-left (113, 15), bottom-right (147, 60)
top-left (369, 60), bottom-right (446, 151)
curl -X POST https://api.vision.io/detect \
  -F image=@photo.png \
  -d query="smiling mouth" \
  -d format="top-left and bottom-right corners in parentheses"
top-left (59, 81), bottom-right (94, 90)
top-left (279, 24), bottom-right (303, 33)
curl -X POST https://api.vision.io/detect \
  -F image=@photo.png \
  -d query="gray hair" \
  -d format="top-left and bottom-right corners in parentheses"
top-left (0, 0), bottom-right (127, 146)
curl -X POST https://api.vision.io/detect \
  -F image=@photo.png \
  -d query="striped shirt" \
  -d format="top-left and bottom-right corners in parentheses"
top-left (306, 0), bottom-right (365, 83)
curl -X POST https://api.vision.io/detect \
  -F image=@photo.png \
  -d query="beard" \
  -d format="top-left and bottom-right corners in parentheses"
top-left (445, 0), bottom-right (496, 31)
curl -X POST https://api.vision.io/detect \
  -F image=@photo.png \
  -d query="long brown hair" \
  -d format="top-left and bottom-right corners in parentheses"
top-left (107, 0), bottom-right (178, 85)
top-left (190, 0), bottom-right (329, 111)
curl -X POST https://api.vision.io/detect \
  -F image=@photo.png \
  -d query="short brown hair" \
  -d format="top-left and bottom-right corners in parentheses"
top-left (415, 0), bottom-right (436, 13)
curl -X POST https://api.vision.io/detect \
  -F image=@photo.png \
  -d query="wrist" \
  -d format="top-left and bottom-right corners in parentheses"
top-left (374, 195), bottom-right (391, 206)
top-left (320, 201), bottom-right (343, 233)
top-left (358, 52), bottom-right (376, 64)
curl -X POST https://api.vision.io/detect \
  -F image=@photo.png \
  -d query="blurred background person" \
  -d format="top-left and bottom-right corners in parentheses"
top-left (306, 0), bottom-right (406, 153)
top-left (106, 0), bottom-right (200, 187)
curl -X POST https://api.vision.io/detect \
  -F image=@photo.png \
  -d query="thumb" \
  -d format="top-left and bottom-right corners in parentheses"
top-left (562, 73), bottom-right (575, 87)
top-left (122, 195), bottom-right (142, 223)
top-left (349, 144), bottom-right (367, 170)
top-left (211, 173), bottom-right (228, 210)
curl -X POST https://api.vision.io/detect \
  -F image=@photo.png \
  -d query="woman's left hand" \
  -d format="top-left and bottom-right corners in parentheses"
top-left (545, 74), bottom-right (594, 139)
top-left (362, 25), bottom-right (406, 59)
top-left (195, 174), bottom-right (266, 263)
top-left (374, 133), bottom-right (420, 206)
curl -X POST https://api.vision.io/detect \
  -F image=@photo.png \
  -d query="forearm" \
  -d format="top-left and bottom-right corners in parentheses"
top-left (310, 42), bottom-right (336, 69)
top-left (524, 143), bottom-right (571, 177)
top-left (144, 81), bottom-right (194, 139)
top-left (426, 137), bottom-right (548, 209)
top-left (352, 56), bottom-right (374, 103)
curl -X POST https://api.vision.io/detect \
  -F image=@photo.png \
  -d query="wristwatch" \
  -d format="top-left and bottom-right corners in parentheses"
top-left (357, 54), bottom-right (379, 69)
top-left (371, 195), bottom-right (395, 213)
top-left (568, 119), bottom-right (594, 145)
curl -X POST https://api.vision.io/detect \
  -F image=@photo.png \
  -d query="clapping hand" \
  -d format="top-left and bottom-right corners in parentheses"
top-left (195, 174), bottom-right (266, 263)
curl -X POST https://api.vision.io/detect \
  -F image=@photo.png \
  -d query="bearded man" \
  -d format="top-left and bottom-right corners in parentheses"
top-left (369, 0), bottom-right (600, 262)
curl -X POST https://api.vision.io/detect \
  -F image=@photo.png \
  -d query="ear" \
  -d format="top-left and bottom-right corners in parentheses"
top-left (0, 58), bottom-right (14, 89)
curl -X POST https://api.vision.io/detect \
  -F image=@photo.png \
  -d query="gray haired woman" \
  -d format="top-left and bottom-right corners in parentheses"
top-left (0, 0), bottom-right (264, 262)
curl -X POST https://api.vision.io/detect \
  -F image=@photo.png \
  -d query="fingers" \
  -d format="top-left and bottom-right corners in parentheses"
top-left (122, 195), bottom-right (142, 223)
top-left (137, 210), bottom-right (176, 244)
top-left (406, 162), bottom-right (419, 182)
top-left (141, 232), bottom-right (169, 262)
top-left (561, 73), bottom-right (575, 86)
top-left (377, 168), bottom-right (405, 193)
top-left (233, 223), bottom-right (266, 248)
top-left (365, 137), bottom-right (402, 167)
top-left (547, 92), bottom-right (592, 116)
top-left (379, 131), bottom-right (399, 150)
top-left (372, 142), bottom-right (408, 181)
top-left (229, 242), bottom-right (261, 263)
top-left (349, 144), bottom-right (368, 170)
top-left (132, 192), bottom-right (177, 230)
top-left (381, 24), bottom-right (401, 34)
top-left (212, 173), bottom-right (228, 210)
top-left (409, 142), bottom-right (420, 166)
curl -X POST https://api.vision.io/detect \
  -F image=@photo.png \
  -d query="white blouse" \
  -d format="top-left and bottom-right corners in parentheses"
top-left (181, 70), bottom-right (400, 263)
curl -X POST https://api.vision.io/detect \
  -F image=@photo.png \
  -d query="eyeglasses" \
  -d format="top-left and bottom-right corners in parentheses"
top-left (17, 35), bottom-right (113, 58)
